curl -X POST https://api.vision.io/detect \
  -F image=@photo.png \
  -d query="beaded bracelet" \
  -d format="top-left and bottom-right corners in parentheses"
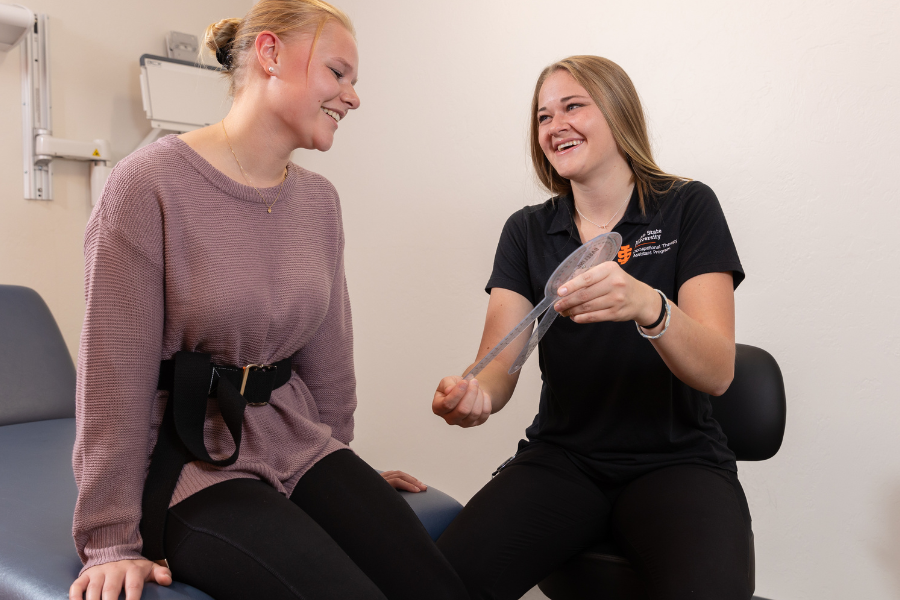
top-left (636, 289), bottom-right (671, 340)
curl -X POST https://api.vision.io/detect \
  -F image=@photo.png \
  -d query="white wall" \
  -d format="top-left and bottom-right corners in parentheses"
top-left (1, 1), bottom-right (898, 599)
top-left (0, 0), bottom-right (252, 356)
top-left (294, 1), bottom-right (900, 599)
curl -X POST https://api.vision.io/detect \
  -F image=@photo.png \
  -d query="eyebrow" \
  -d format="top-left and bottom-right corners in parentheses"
top-left (537, 95), bottom-right (591, 113)
top-left (334, 57), bottom-right (359, 85)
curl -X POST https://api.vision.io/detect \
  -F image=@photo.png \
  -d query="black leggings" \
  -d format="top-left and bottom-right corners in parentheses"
top-left (164, 449), bottom-right (469, 600)
top-left (437, 442), bottom-right (754, 600)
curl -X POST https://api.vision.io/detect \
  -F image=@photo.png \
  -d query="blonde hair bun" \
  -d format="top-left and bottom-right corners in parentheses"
top-left (204, 0), bottom-right (355, 96)
top-left (204, 17), bottom-right (242, 59)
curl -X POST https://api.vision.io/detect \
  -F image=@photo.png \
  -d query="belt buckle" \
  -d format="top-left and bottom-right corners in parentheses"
top-left (240, 363), bottom-right (275, 405)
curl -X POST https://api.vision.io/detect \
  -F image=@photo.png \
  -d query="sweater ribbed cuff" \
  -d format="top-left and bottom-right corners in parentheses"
top-left (78, 522), bottom-right (145, 575)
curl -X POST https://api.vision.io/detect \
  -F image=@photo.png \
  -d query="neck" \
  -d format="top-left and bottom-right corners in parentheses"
top-left (222, 93), bottom-right (294, 186)
top-left (570, 155), bottom-right (635, 216)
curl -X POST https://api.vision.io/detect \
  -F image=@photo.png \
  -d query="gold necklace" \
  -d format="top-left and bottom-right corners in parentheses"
top-left (222, 120), bottom-right (287, 214)
top-left (575, 194), bottom-right (630, 230)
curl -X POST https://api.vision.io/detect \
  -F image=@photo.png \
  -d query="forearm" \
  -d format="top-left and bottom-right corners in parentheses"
top-left (462, 288), bottom-right (533, 414)
top-left (556, 261), bottom-right (737, 398)
top-left (646, 301), bottom-right (735, 396)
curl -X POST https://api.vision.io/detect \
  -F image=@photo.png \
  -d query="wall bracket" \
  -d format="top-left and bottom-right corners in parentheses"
top-left (21, 13), bottom-right (112, 204)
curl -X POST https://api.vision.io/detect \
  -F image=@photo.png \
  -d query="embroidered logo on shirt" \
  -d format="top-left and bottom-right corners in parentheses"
top-left (630, 228), bottom-right (678, 260)
top-left (617, 245), bottom-right (633, 265)
top-left (635, 229), bottom-right (662, 247)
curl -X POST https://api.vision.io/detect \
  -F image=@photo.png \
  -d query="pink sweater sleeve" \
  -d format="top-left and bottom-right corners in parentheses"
top-left (72, 164), bottom-right (165, 572)
top-left (293, 237), bottom-right (357, 446)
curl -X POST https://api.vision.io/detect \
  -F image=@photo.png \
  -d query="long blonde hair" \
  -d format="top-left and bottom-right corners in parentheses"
top-left (529, 56), bottom-right (687, 213)
top-left (204, 0), bottom-right (355, 97)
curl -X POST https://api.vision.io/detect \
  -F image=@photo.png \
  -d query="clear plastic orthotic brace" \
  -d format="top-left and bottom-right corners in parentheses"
top-left (463, 231), bottom-right (622, 380)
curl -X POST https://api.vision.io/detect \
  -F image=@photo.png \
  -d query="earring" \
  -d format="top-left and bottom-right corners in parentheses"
top-left (268, 67), bottom-right (275, 73)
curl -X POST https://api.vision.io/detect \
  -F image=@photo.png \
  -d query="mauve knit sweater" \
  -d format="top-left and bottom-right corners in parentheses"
top-left (73, 135), bottom-right (356, 572)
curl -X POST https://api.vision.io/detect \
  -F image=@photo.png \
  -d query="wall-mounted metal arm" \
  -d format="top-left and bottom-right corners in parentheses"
top-left (21, 13), bottom-right (112, 204)
top-left (33, 135), bottom-right (110, 164)
top-left (21, 12), bottom-right (50, 201)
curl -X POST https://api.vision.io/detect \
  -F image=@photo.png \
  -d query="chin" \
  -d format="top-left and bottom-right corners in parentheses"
top-left (552, 165), bottom-right (579, 182)
top-left (312, 135), bottom-right (336, 153)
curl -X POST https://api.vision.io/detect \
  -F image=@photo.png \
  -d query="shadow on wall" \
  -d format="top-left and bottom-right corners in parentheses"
top-left (874, 481), bottom-right (900, 595)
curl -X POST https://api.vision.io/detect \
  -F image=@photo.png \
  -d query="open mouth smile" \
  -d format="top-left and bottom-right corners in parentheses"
top-left (322, 107), bottom-right (342, 124)
top-left (555, 139), bottom-right (584, 155)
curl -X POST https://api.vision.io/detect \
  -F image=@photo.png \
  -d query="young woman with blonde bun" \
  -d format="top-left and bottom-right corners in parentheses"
top-left (69, 2), bottom-right (469, 599)
top-left (432, 56), bottom-right (753, 600)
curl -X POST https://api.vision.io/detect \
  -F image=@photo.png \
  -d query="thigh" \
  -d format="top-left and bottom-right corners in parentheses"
top-left (165, 478), bottom-right (386, 600)
top-left (436, 443), bottom-right (613, 600)
top-left (611, 465), bottom-right (754, 600)
top-left (290, 449), bottom-right (469, 600)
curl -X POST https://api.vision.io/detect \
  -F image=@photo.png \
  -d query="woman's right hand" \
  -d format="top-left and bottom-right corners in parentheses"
top-left (69, 558), bottom-right (172, 600)
top-left (432, 375), bottom-right (492, 428)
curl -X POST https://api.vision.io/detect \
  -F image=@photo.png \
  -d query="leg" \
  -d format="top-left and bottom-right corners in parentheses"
top-left (290, 449), bottom-right (470, 600)
top-left (611, 465), bottom-right (754, 600)
top-left (165, 478), bottom-right (387, 600)
top-left (437, 443), bottom-right (613, 600)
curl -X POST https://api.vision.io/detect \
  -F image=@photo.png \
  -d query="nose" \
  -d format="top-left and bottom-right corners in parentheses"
top-left (549, 117), bottom-right (569, 138)
top-left (341, 85), bottom-right (360, 110)
top-left (546, 119), bottom-right (568, 146)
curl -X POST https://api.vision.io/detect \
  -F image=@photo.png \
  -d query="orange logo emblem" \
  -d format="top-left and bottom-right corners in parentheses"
top-left (617, 245), bottom-right (633, 265)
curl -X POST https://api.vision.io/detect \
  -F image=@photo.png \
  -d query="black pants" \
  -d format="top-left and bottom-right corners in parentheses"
top-left (437, 442), bottom-right (754, 600)
top-left (164, 449), bottom-right (470, 600)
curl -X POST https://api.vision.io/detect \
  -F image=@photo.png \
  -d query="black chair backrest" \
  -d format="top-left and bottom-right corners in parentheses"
top-left (0, 285), bottom-right (76, 426)
top-left (711, 343), bottom-right (786, 461)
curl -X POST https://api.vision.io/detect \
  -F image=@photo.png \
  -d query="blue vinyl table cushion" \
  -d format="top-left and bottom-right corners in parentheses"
top-left (0, 418), bottom-right (463, 600)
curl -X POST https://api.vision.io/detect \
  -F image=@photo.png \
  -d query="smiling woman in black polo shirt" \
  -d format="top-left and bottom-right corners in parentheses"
top-left (431, 55), bottom-right (752, 600)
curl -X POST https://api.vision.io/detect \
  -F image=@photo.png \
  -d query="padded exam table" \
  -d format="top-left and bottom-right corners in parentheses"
top-left (0, 284), bottom-right (463, 599)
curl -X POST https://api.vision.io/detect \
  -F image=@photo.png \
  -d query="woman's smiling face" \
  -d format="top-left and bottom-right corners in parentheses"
top-left (271, 20), bottom-right (360, 152)
top-left (537, 69), bottom-right (621, 186)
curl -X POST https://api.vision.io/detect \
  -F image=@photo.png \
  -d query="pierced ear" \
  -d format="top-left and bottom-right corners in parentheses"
top-left (255, 31), bottom-right (282, 74)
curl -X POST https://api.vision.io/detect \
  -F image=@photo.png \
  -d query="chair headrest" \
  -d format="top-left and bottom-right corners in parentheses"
top-left (711, 344), bottom-right (786, 461)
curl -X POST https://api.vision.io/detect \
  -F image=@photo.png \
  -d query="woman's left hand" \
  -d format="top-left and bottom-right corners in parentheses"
top-left (381, 470), bottom-right (428, 493)
top-left (553, 261), bottom-right (661, 326)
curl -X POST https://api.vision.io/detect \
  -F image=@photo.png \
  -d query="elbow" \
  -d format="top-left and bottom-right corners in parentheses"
top-left (707, 341), bottom-right (736, 397)
top-left (709, 378), bottom-right (732, 397)
top-left (708, 364), bottom-right (735, 397)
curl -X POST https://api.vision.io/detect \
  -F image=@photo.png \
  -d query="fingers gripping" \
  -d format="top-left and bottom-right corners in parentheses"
top-left (432, 377), bottom-right (463, 416)
top-left (558, 262), bottom-right (606, 297)
top-left (453, 379), bottom-right (481, 425)
top-left (149, 563), bottom-right (172, 586)
top-left (556, 264), bottom-right (609, 313)
top-left (69, 573), bottom-right (88, 599)
top-left (70, 560), bottom-right (170, 600)
top-left (447, 379), bottom-right (488, 426)
top-left (381, 470), bottom-right (428, 492)
top-left (556, 263), bottom-right (636, 320)
top-left (123, 566), bottom-right (148, 600)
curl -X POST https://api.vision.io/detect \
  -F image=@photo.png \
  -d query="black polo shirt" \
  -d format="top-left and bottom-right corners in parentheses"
top-left (486, 181), bottom-right (745, 483)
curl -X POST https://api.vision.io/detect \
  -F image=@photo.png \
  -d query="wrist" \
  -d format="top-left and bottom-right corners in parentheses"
top-left (636, 285), bottom-right (664, 328)
top-left (478, 366), bottom-right (514, 413)
top-left (635, 289), bottom-right (672, 339)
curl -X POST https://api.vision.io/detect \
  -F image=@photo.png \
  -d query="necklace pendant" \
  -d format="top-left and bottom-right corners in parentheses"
top-left (267, 208), bottom-right (272, 214)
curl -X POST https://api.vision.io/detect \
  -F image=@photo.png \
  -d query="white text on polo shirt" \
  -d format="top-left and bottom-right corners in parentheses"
top-left (635, 229), bottom-right (662, 246)
top-left (632, 238), bottom-right (678, 259)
